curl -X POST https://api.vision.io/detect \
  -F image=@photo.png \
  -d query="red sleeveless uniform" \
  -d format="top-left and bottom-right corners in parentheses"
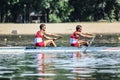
top-left (34, 31), bottom-right (45, 47)
top-left (70, 31), bottom-right (80, 47)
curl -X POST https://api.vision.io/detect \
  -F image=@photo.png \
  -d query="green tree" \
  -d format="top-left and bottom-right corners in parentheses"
top-left (35, 0), bottom-right (73, 23)
top-left (0, 0), bottom-right (22, 22)
top-left (0, 0), bottom-right (9, 22)
top-left (0, 0), bottom-right (120, 23)
top-left (69, 0), bottom-right (120, 22)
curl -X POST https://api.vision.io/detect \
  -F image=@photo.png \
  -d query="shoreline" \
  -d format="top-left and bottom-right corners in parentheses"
top-left (0, 23), bottom-right (120, 35)
top-left (0, 34), bottom-right (120, 47)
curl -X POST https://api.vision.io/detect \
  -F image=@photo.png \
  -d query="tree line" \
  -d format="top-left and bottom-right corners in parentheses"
top-left (0, 0), bottom-right (120, 23)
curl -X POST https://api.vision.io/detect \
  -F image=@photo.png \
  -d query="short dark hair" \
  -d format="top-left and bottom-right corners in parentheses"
top-left (76, 25), bottom-right (82, 31)
top-left (40, 24), bottom-right (46, 29)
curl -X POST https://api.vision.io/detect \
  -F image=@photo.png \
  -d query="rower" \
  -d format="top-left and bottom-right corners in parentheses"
top-left (34, 24), bottom-right (62, 47)
top-left (70, 25), bottom-right (94, 47)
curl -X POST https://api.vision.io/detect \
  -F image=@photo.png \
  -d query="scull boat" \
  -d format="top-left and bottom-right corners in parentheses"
top-left (0, 46), bottom-right (120, 53)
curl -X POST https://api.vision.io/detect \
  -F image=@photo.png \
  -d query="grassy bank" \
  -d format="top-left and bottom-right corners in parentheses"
top-left (0, 34), bottom-right (120, 47)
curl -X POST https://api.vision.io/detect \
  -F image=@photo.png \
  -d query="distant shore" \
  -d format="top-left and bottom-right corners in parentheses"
top-left (0, 22), bottom-right (120, 35)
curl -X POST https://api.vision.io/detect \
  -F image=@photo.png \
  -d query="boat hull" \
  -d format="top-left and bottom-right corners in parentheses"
top-left (0, 46), bottom-right (120, 53)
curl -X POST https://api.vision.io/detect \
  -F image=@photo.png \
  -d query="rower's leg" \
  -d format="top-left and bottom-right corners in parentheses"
top-left (78, 40), bottom-right (88, 46)
top-left (44, 40), bottom-right (56, 47)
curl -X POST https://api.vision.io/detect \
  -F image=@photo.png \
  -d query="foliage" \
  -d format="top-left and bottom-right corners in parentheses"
top-left (0, 0), bottom-right (120, 23)
top-left (69, 0), bottom-right (120, 22)
top-left (49, 14), bottom-right (61, 23)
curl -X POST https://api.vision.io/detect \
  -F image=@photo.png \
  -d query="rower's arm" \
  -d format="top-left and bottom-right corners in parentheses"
top-left (83, 33), bottom-right (92, 36)
top-left (45, 32), bottom-right (61, 37)
top-left (43, 32), bottom-right (56, 40)
top-left (77, 32), bottom-right (94, 38)
top-left (82, 33), bottom-right (95, 38)
top-left (44, 35), bottom-right (54, 40)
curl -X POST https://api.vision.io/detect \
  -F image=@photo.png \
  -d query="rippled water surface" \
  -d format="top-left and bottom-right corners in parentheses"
top-left (0, 50), bottom-right (120, 80)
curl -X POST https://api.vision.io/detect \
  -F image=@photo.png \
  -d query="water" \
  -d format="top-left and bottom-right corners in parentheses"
top-left (0, 32), bottom-right (120, 80)
top-left (0, 51), bottom-right (120, 80)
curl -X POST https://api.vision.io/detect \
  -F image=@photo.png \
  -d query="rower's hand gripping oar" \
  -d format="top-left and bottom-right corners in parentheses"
top-left (83, 35), bottom-right (96, 53)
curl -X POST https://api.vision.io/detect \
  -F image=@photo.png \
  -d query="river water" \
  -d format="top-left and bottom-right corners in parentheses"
top-left (0, 50), bottom-right (120, 80)
top-left (0, 34), bottom-right (120, 80)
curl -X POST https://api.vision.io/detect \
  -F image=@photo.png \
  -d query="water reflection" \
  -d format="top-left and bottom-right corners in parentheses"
top-left (0, 51), bottom-right (120, 80)
top-left (36, 51), bottom-right (96, 80)
top-left (37, 53), bottom-right (53, 80)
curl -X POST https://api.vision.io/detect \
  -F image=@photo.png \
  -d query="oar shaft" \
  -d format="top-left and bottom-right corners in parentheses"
top-left (83, 36), bottom-right (95, 53)
top-left (88, 36), bottom-right (95, 47)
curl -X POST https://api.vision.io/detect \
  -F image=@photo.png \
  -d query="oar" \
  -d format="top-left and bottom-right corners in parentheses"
top-left (53, 36), bottom-right (63, 41)
top-left (83, 35), bottom-right (95, 53)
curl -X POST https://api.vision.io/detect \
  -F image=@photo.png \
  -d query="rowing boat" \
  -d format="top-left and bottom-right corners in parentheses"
top-left (0, 46), bottom-right (120, 53)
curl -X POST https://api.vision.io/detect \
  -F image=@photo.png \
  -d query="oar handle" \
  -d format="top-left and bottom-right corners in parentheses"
top-left (53, 36), bottom-right (63, 41)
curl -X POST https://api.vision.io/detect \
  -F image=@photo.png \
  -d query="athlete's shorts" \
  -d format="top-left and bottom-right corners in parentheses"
top-left (35, 42), bottom-right (45, 47)
top-left (70, 42), bottom-right (79, 47)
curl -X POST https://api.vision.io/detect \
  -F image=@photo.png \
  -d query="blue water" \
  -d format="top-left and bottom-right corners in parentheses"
top-left (0, 51), bottom-right (120, 80)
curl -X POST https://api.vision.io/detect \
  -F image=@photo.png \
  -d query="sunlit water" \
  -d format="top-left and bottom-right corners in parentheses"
top-left (0, 50), bottom-right (120, 80)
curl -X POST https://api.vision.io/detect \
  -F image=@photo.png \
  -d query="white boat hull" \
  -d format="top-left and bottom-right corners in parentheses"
top-left (0, 47), bottom-right (120, 53)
